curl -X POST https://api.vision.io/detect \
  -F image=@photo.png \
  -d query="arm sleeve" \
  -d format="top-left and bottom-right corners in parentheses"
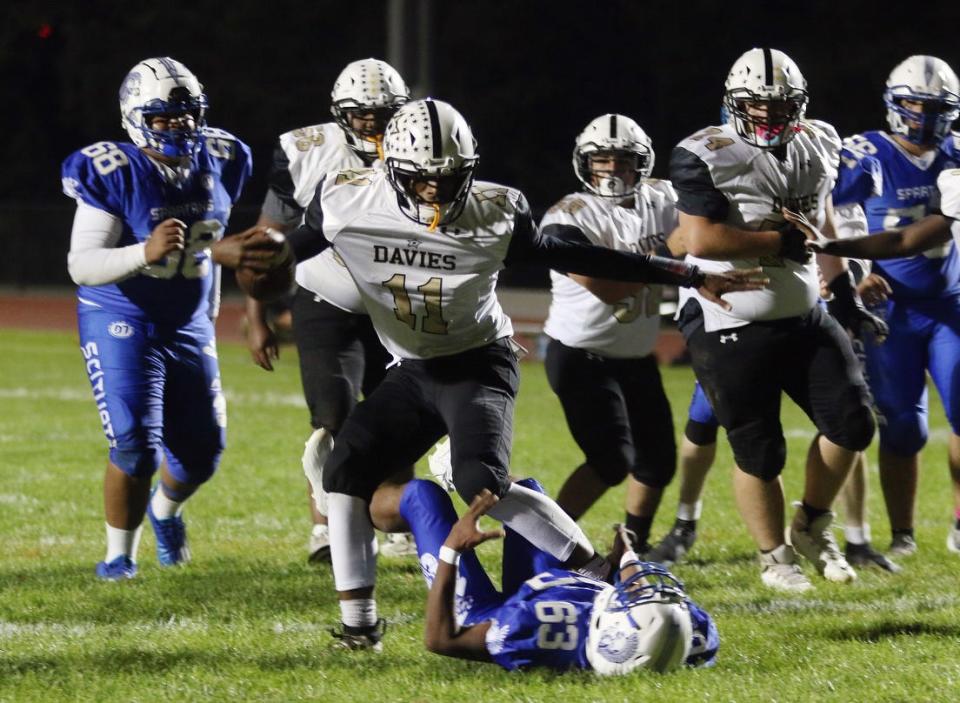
top-left (669, 147), bottom-right (730, 220)
top-left (67, 202), bottom-right (147, 285)
top-left (285, 175), bottom-right (332, 262)
top-left (261, 141), bottom-right (302, 225)
top-left (506, 206), bottom-right (703, 287)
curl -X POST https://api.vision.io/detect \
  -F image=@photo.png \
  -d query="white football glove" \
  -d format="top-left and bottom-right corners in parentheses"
top-left (428, 436), bottom-right (454, 492)
top-left (302, 428), bottom-right (334, 516)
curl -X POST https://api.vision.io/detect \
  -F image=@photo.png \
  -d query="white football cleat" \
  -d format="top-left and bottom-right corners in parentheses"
top-left (759, 544), bottom-right (813, 593)
top-left (380, 532), bottom-right (418, 558)
top-left (787, 504), bottom-right (857, 583)
top-left (428, 436), bottom-right (454, 492)
top-left (947, 525), bottom-right (960, 554)
top-left (303, 428), bottom-right (334, 517)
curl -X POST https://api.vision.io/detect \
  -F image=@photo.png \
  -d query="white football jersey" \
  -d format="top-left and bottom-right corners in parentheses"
top-left (674, 120), bottom-right (841, 331)
top-left (542, 181), bottom-right (678, 358)
top-left (269, 122), bottom-right (374, 314)
top-left (937, 168), bottom-right (960, 246)
top-left (318, 170), bottom-right (518, 359)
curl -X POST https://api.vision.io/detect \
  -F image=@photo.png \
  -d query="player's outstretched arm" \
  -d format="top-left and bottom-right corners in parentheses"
top-left (790, 208), bottom-right (952, 260)
top-left (424, 491), bottom-right (502, 662)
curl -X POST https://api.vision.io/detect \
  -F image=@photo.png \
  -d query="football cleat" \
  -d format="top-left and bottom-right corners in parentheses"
top-left (330, 619), bottom-right (387, 652)
top-left (147, 490), bottom-right (191, 566)
top-left (844, 541), bottom-right (901, 573)
top-left (946, 525), bottom-right (960, 554)
top-left (428, 436), bottom-right (454, 492)
top-left (95, 555), bottom-right (138, 581)
top-left (787, 504), bottom-right (856, 583)
top-left (308, 523), bottom-right (331, 564)
top-left (379, 532), bottom-right (418, 558)
top-left (647, 523), bottom-right (697, 566)
top-left (758, 544), bottom-right (812, 592)
top-left (303, 428), bottom-right (334, 517)
top-left (889, 530), bottom-right (918, 557)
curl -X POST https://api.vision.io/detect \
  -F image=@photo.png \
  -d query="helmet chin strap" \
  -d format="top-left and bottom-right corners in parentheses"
top-left (427, 203), bottom-right (441, 232)
top-left (364, 134), bottom-right (385, 161)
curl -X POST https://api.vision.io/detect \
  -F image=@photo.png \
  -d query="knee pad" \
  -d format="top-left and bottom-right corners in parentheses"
top-left (587, 444), bottom-right (635, 487)
top-left (453, 458), bottom-right (511, 503)
top-left (731, 436), bottom-right (786, 481)
top-left (685, 418), bottom-right (719, 446)
top-left (878, 412), bottom-right (926, 456)
top-left (164, 431), bottom-right (225, 486)
top-left (630, 461), bottom-right (677, 490)
top-left (109, 445), bottom-right (163, 478)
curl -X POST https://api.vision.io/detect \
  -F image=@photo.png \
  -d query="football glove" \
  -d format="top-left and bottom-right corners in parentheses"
top-left (827, 270), bottom-right (889, 342)
top-left (778, 226), bottom-right (812, 263)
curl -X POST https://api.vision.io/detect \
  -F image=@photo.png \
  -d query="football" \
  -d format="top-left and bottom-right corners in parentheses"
top-left (235, 230), bottom-right (295, 303)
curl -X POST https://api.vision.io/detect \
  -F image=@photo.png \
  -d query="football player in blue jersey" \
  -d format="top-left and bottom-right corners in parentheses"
top-left (363, 478), bottom-right (718, 671)
top-left (832, 55), bottom-right (960, 559)
top-left (62, 57), bottom-right (274, 580)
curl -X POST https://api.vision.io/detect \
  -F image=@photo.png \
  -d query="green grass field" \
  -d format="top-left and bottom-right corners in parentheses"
top-left (2, 328), bottom-right (958, 702)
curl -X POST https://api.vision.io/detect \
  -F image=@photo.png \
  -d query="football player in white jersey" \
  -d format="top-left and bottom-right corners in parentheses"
top-left (259, 98), bottom-right (765, 648)
top-left (670, 48), bottom-right (883, 592)
top-left (540, 114), bottom-right (679, 552)
top-left (246, 58), bottom-right (417, 561)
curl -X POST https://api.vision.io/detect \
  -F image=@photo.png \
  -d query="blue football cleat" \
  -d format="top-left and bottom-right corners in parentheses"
top-left (95, 555), bottom-right (138, 580)
top-left (147, 490), bottom-right (191, 566)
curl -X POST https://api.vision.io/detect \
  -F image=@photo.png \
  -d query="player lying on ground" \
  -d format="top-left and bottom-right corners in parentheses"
top-left (368, 478), bottom-right (718, 672)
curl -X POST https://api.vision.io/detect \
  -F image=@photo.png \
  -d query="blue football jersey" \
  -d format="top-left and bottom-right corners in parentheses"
top-left (62, 128), bottom-right (252, 326)
top-left (833, 130), bottom-right (960, 300)
top-left (483, 569), bottom-right (719, 672)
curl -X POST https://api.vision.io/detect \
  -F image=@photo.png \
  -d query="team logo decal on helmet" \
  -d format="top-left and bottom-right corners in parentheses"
top-left (383, 99), bottom-right (479, 231)
top-left (119, 57), bottom-right (208, 158)
top-left (573, 114), bottom-right (654, 198)
top-left (884, 55), bottom-right (960, 146)
top-left (331, 58), bottom-right (410, 160)
top-left (723, 48), bottom-right (808, 150)
top-left (585, 561), bottom-right (692, 675)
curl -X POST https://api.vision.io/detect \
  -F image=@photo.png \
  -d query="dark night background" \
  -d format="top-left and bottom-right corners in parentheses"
top-left (3, 0), bottom-right (959, 287)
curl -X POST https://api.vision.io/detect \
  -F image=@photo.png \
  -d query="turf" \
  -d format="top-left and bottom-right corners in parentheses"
top-left (1, 328), bottom-right (958, 702)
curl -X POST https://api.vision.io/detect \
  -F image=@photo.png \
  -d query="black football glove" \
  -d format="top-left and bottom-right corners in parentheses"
top-left (778, 226), bottom-right (812, 263)
top-left (827, 270), bottom-right (889, 342)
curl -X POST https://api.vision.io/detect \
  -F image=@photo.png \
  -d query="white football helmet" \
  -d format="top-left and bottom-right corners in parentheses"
top-left (573, 114), bottom-right (654, 198)
top-left (585, 561), bottom-right (692, 675)
top-left (119, 57), bottom-right (208, 158)
top-left (383, 99), bottom-right (479, 229)
top-left (884, 55), bottom-right (960, 146)
top-left (331, 58), bottom-right (410, 159)
top-left (723, 48), bottom-right (808, 150)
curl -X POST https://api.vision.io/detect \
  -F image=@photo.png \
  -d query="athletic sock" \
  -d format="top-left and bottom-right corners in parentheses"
top-left (105, 523), bottom-right (142, 562)
top-left (340, 598), bottom-right (378, 629)
top-left (801, 501), bottom-right (829, 523)
top-left (676, 500), bottom-right (702, 522)
top-left (150, 485), bottom-right (184, 520)
top-left (624, 513), bottom-right (653, 546)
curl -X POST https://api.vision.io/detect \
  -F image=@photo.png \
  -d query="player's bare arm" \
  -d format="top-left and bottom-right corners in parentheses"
top-left (424, 491), bottom-right (503, 661)
top-left (677, 212), bottom-right (790, 260)
top-left (795, 209), bottom-right (952, 260)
